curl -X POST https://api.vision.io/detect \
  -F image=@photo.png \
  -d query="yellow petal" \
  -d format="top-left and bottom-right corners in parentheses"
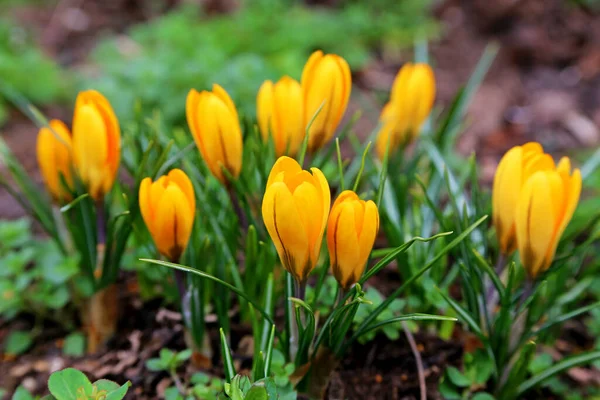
top-left (516, 172), bottom-right (555, 278)
top-left (292, 181), bottom-right (322, 272)
top-left (154, 184), bottom-right (194, 261)
top-left (358, 200), bottom-right (379, 263)
top-left (262, 182), bottom-right (309, 281)
top-left (273, 76), bottom-right (304, 156)
top-left (168, 169), bottom-right (196, 216)
top-left (310, 166), bottom-right (331, 233)
top-left (330, 202), bottom-right (360, 289)
top-left (139, 177), bottom-right (154, 233)
top-left (212, 83), bottom-right (239, 122)
top-left (257, 80), bottom-right (274, 142)
top-left (266, 156), bottom-right (302, 189)
top-left (73, 104), bottom-right (108, 200)
top-left (492, 146), bottom-right (523, 253)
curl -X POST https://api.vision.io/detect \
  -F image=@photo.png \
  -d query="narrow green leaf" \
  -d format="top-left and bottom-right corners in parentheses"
top-left (220, 328), bottom-right (236, 383)
top-left (140, 258), bottom-right (283, 343)
top-left (437, 289), bottom-right (485, 340)
top-left (361, 232), bottom-right (453, 283)
top-left (355, 314), bottom-right (457, 338)
top-left (263, 325), bottom-right (276, 378)
top-left (59, 194), bottom-right (90, 213)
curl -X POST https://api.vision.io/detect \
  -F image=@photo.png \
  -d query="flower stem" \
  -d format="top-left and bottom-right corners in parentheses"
top-left (226, 183), bottom-right (248, 232)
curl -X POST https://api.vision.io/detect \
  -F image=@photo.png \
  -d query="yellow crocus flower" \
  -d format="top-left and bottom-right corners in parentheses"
top-left (515, 158), bottom-right (581, 279)
top-left (376, 63), bottom-right (435, 158)
top-left (139, 169), bottom-right (196, 262)
top-left (72, 90), bottom-right (121, 201)
top-left (327, 190), bottom-right (379, 290)
top-left (301, 50), bottom-right (351, 152)
top-left (262, 156), bottom-right (331, 283)
top-left (186, 84), bottom-right (243, 185)
top-left (36, 119), bottom-right (73, 202)
top-left (257, 76), bottom-right (304, 157)
top-left (492, 143), bottom-right (555, 254)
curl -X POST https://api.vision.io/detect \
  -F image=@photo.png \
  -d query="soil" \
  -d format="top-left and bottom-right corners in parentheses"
top-left (1, 0), bottom-right (600, 399)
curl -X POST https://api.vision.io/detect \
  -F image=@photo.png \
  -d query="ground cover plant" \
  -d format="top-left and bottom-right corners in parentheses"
top-left (1, 1), bottom-right (600, 399)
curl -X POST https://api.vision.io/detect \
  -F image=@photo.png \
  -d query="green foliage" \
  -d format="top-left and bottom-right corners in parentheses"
top-left (62, 332), bottom-right (86, 357)
top-left (353, 287), bottom-right (408, 343)
top-left (146, 348), bottom-right (192, 372)
top-left (81, 0), bottom-right (436, 125)
top-left (0, 218), bottom-right (77, 322)
top-left (46, 368), bottom-right (130, 400)
top-left (0, 19), bottom-right (67, 125)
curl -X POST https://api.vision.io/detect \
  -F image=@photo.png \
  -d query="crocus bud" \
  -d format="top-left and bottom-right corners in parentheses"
top-left (327, 190), bottom-right (379, 291)
top-left (492, 143), bottom-right (555, 254)
top-left (301, 50), bottom-right (351, 152)
top-left (187, 84), bottom-right (243, 184)
top-left (262, 156), bottom-right (330, 283)
top-left (376, 63), bottom-right (435, 158)
top-left (72, 90), bottom-right (121, 200)
top-left (139, 169), bottom-right (196, 262)
top-left (515, 158), bottom-right (581, 279)
top-left (36, 119), bottom-right (74, 202)
top-left (257, 77), bottom-right (304, 157)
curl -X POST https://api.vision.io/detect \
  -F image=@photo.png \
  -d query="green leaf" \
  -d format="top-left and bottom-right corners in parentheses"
top-left (12, 386), bottom-right (35, 400)
top-left (361, 231), bottom-right (453, 283)
top-left (140, 258), bottom-right (283, 343)
top-left (104, 382), bottom-right (131, 400)
top-left (472, 393), bottom-right (495, 400)
top-left (220, 328), bottom-right (236, 383)
top-left (244, 385), bottom-right (268, 400)
top-left (164, 387), bottom-right (184, 400)
top-left (4, 330), bottom-right (33, 356)
top-left (93, 379), bottom-right (120, 392)
top-left (354, 314), bottom-right (457, 339)
top-left (438, 287), bottom-right (484, 342)
top-left (517, 350), bottom-right (600, 396)
top-left (63, 333), bottom-right (86, 357)
top-left (175, 349), bottom-right (193, 363)
top-left (48, 368), bottom-right (93, 400)
top-left (446, 367), bottom-right (471, 387)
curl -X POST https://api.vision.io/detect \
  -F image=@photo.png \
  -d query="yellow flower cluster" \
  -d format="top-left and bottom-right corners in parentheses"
top-left (493, 143), bottom-right (581, 279)
top-left (262, 157), bottom-right (379, 289)
top-left (36, 90), bottom-right (121, 203)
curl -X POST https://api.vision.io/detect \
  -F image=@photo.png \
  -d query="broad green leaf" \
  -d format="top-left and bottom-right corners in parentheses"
top-left (104, 382), bottom-right (131, 400)
top-left (63, 333), bottom-right (86, 357)
top-left (48, 368), bottom-right (93, 400)
top-left (4, 330), bottom-right (33, 356)
top-left (12, 386), bottom-right (34, 400)
top-left (446, 367), bottom-right (471, 387)
top-left (244, 385), bottom-right (268, 400)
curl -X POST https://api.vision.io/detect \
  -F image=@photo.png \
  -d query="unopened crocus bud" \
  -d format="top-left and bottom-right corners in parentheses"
top-left (139, 169), bottom-right (196, 262)
top-left (257, 77), bottom-right (304, 157)
top-left (327, 190), bottom-right (379, 291)
top-left (301, 50), bottom-right (351, 152)
top-left (36, 119), bottom-right (74, 202)
top-left (72, 90), bottom-right (121, 200)
top-left (376, 63), bottom-right (435, 158)
top-left (515, 158), bottom-right (581, 279)
top-left (187, 84), bottom-right (243, 184)
top-left (492, 143), bottom-right (555, 255)
top-left (262, 156), bottom-right (330, 283)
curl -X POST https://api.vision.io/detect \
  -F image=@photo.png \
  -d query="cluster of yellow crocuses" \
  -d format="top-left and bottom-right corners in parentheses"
top-left (492, 142), bottom-right (582, 279)
top-left (39, 50), bottom-right (583, 290)
top-left (36, 90), bottom-right (121, 202)
top-left (262, 156), bottom-right (380, 289)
